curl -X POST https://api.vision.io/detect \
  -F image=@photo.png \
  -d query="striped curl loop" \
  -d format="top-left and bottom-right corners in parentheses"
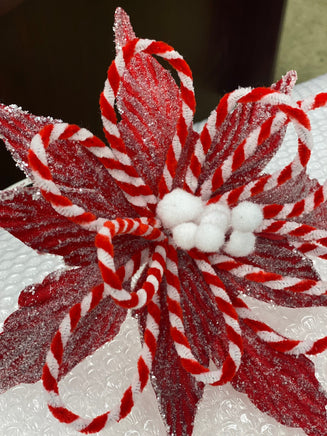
top-left (95, 217), bottom-right (167, 309)
top-left (42, 288), bottom-right (161, 433)
top-left (166, 244), bottom-right (243, 385)
top-left (100, 37), bottom-right (196, 201)
top-left (28, 123), bottom-right (118, 231)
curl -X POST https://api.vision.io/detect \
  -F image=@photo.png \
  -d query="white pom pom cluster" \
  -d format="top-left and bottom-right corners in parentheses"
top-left (225, 201), bottom-right (263, 257)
top-left (156, 189), bottom-right (263, 256)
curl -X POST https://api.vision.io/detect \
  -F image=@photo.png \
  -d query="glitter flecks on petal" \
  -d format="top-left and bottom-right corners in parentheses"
top-left (1, 7), bottom-right (327, 436)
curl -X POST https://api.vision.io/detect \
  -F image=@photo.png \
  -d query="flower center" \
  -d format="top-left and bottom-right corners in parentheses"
top-left (156, 189), bottom-right (263, 256)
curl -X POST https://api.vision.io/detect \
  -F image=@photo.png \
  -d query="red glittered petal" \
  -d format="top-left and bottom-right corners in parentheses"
top-left (0, 186), bottom-right (96, 266)
top-left (117, 52), bottom-right (182, 195)
top-left (59, 292), bottom-right (126, 378)
top-left (247, 235), bottom-right (320, 281)
top-left (253, 170), bottom-right (320, 205)
top-left (197, 72), bottom-right (297, 198)
top-left (114, 7), bottom-right (136, 53)
top-left (150, 279), bottom-right (204, 436)
top-left (178, 251), bottom-right (228, 368)
top-left (0, 264), bottom-right (123, 393)
top-left (0, 103), bottom-right (60, 178)
top-left (43, 131), bottom-right (137, 220)
top-left (216, 235), bottom-right (327, 308)
top-left (231, 322), bottom-right (327, 436)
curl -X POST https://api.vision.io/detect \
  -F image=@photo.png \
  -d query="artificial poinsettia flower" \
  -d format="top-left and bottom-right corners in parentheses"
top-left (1, 6), bottom-right (327, 436)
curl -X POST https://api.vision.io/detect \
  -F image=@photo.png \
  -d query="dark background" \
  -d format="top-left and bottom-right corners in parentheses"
top-left (0, 0), bottom-right (286, 189)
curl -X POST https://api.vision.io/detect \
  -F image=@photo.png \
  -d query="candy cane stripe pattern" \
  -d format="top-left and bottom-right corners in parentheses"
top-left (184, 87), bottom-right (252, 194)
top-left (96, 218), bottom-right (166, 309)
top-left (100, 37), bottom-right (195, 200)
top-left (233, 297), bottom-right (327, 355)
top-left (212, 254), bottom-right (327, 296)
top-left (206, 89), bottom-right (323, 207)
top-left (42, 291), bottom-right (161, 433)
top-left (3, 7), bottom-right (327, 436)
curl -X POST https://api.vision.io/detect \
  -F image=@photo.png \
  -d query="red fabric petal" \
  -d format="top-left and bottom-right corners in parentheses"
top-left (45, 134), bottom-right (137, 219)
top-left (178, 251), bottom-right (228, 368)
top-left (117, 52), bottom-right (182, 195)
top-left (231, 322), bottom-right (327, 436)
top-left (220, 268), bottom-right (327, 309)
top-left (59, 293), bottom-right (126, 378)
top-left (0, 103), bottom-right (60, 178)
top-left (149, 279), bottom-right (204, 436)
top-left (217, 235), bottom-right (326, 308)
top-left (247, 235), bottom-right (320, 281)
top-left (0, 186), bottom-right (97, 266)
top-left (114, 7), bottom-right (136, 53)
top-left (0, 102), bottom-right (136, 220)
top-left (0, 264), bottom-right (126, 393)
top-left (198, 72), bottom-right (297, 196)
top-left (253, 170), bottom-right (320, 205)
top-left (173, 129), bottom-right (200, 189)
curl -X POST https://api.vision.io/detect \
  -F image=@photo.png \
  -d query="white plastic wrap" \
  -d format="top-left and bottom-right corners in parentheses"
top-left (1, 74), bottom-right (327, 435)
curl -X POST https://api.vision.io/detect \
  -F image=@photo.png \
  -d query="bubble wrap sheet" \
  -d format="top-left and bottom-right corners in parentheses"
top-left (1, 75), bottom-right (327, 435)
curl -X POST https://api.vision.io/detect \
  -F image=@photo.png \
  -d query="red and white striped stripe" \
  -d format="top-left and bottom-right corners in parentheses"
top-left (291, 241), bottom-right (327, 260)
top-left (116, 247), bottom-right (151, 284)
top-left (211, 254), bottom-right (327, 296)
top-left (194, 256), bottom-right (243, 385)
top-left (100, 38), bottom-right (195, 201)
top-left (43, 289), bottom-right (161, 433)
top-left (233, 297), bottom-right (327, 355)
top-left (261, 183), bottom-right (327, 220)
top-left (208, 91), bottom-right (314, 206)
top-left (96, 218), bottom-right (166, 309)
top-left (166, 244), bottom-right (243, 385)
top-left (298, 92), bottom-right (327, 113)
top-left (258, 218), bottom-right (327, 243)
top-left (201, 110), bottom-right (288, 200)
top-left (28, 123), bottom-right (115, 231)
top-left (184, 87), bottom-right (251, 194)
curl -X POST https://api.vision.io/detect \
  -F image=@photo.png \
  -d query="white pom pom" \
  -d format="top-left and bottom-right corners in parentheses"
top-left (172, 222), bottom-right (198, 250)
top-left (224, 230), bottom-right (256, 257)
top-left (200, 204), bottom-right (231, 232)
top-left (231, 201), bottom-right (263, 232)
top-left (156, 188), bottom-right (204, 229)
top-left (195, 223), bottom-right (225, 252)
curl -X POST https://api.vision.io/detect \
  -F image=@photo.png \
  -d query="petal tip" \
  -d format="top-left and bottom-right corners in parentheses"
top-left (114, 7), bottom-right (136, 53)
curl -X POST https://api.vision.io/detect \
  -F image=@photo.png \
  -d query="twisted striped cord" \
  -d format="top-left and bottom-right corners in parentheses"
top-left (116, 247), bottom-right (151, 284)
top-left (298, 92), bottom-right (327, 112)
top-left (184, 87), bottom-right (251, 194)
top-left (208, 90), bottom-right (314, 206)
top-left (211, 254), bottom-right (327, 296)
top-left (96, 218), bottom-right (167, 309)
top-left (28, 123), bottom-right (116, 231)
top-left (194, 256), bottom-right (243, 385)
top-left (291, 241), bottom-right (327, 260)
top-left (233, 296), bottom-right (327, 355)
top-left (165, 243), bottom-right (241, 385)
top-left (258, 218), bottom-right (327, 243)
top-left (261, 182), bottom-right (327, 220)
top-left (42, 289), bottom-right (161, 433)
top-left (100, 38), bottom-right (195, 201)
